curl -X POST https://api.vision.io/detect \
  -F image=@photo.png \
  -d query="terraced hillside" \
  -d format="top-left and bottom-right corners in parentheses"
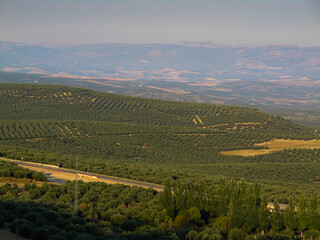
top-left (0, 83), bottom-right (320, 200)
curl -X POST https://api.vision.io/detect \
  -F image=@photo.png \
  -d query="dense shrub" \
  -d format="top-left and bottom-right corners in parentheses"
top-left (228, 228), bottom-right (247, 240)
top-left (31, 227), bottom-right (49, 240)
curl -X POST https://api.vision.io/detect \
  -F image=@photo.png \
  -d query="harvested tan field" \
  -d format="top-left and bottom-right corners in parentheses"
top-left (221, 139), bottom-right (320, 157)
top-left (256, 139), bottom-right (320, 149)
top-left (221, 148), bottom-right (277, 157)
top-left (145, 86), bottom-right (191, 94)
top-left (211, 87), bottom-right (233, 92)
top-left (84, 80), bottom-right (124, 88)
top-left (188, 82), bottom-right (219, 87)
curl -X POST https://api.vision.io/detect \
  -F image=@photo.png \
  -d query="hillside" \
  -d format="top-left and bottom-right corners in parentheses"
top-left (0, 83), bottom-right (320, 200)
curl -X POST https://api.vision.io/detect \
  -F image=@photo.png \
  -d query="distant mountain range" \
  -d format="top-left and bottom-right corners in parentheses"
top-left (0, 41), bottom-right (319, 126)
top-left (1, 41), bottom-right (319, 81)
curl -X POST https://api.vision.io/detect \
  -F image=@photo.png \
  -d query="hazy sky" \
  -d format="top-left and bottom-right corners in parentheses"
top-left (1, 0), bottom-right (319, 46)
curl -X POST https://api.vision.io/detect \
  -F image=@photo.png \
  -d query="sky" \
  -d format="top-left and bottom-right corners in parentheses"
top-left (0, 0), bottom-right (320, 46)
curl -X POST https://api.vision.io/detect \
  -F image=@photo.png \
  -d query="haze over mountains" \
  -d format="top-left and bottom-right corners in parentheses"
top-left (1, 41), bottom-right (320, 127)
top-left (2, 41), bottom-right (319, 81)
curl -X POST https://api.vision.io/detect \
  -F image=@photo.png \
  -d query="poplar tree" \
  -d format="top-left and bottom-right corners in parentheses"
top-left (244, 194), bottom-right (258, 233)
top-left (258, 198), bottom-right (270, 234)
top-left (297, 197), bottom-right (309, 233)
top-left (272, 201), bottom-right (284, 232)
top-left (308, 195), bottom-right (320, 230)
top-left (284, 199), bottom-right (298, 231)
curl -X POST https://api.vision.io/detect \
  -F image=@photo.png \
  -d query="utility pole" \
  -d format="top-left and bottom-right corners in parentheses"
top-left (74, 156), bottom-right (78, 215)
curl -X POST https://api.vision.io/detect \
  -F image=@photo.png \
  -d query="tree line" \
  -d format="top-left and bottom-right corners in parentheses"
top-left (0, 179), bottom-right (319, 240)
top-left (0, 160), bottom-right (47, 182)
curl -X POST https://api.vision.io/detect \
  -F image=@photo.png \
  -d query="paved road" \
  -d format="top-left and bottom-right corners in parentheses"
top-left (0, 158), bottom-right (164, 191)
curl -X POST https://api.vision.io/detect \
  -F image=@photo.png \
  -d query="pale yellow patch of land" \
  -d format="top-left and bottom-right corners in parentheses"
top-left (221, 149), bottom-right (278, 157)
top-left (256, 139), bottom-right (320, 150)
top-left (145, 86), bottom-right (191, 94)
top-left (84, 80), bottom-right (124, 88)
top-left (188, 82), bottom-right (219, 87)
top-left (203, 122), bottom-right (261, 129)
top-left (2, 67), bottom-right (24, 72)
top-left (43, 74), bottom-right (135, 81)
top-left (221, 139), bottom-right (320, 157)
top-left (264, 97), bottom-right (320, 105)
top-left (211, 87), bottom-right (233, 92)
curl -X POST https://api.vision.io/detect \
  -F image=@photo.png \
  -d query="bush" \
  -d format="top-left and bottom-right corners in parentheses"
top-left (10, 219), bottom-right (28, 233)
top-left (186, 230), bottom-right (198, 240)
top-left (256, 234), bottom-right (269, 240)
top-left (229, 228), bottom-right (247, 240)
top-left (0, 215), bottom-right (4, 228)
top-left (70, 215), bottom-right (85, 225)
top-left (304, 230), bottom-right (320, 240)
top-left (65, 223), bottom-right (86, 233)
top-left (48, 234), bottom-right (67, 240)
top-left (1, 210), bottom-right (15, 223)
top-left (272, 233), bottom-right (291, 240)
top-left (14, 170), bottom-right (27, 178)
top-left (245, 235), bottom-right (255, 240)
top-left (42, 210), bottom-right (59, 222)
top-left (24, 183), bottom-right (32, 191)
top-left (110, 214), bottom-right (125, 225)
top-left (18, 222), bottom-right (34, 238)
top-left (174, 215), bottom-right (188, 228)
top-left (23, 212), bottom-right (43, 222)
top-left (122, 218), bottom-right (139, 231)
top-left (0, 169), bottom-right (11, 177)
top-left (32, 172), bottom-right (47, 181)
top-left (158, 232), bottom-right (180, 240)
top-left (31, 227), bottom-right (49, 240)
top-left (54, 217), bottom-right (68, 229)
top-left (131, 232), bottom-right (152, 240)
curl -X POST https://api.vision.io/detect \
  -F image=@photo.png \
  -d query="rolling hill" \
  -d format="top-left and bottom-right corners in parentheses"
top-left (0, 83), bottom-right (320, 201)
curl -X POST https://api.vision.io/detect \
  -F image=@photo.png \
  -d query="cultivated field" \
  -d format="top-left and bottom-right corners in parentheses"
top-left (221, 138), bottom-right (320, 157)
